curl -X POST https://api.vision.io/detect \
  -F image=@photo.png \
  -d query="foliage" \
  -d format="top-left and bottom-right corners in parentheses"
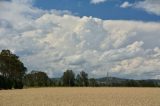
top-left (24, 71), bottom-right (52, 87)
top-left (0, 50), bottom-right (27, 89)
top-left (89, 78), bottom-right (98, 87)
top-left (62, 70), bottom-right (75, 86)
top-left (76, 71), bottom-right (89, 86)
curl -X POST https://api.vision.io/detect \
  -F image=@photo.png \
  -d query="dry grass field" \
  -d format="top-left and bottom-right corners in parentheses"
top-left (0, 87), bottom-right (160, 106)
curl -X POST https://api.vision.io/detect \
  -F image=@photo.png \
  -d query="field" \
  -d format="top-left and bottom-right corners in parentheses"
top-left (0, 88), bottom-right (160, 106)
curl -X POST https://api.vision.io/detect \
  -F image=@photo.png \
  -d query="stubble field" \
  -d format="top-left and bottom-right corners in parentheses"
top-left (0, 87), bottom-right (160, 106)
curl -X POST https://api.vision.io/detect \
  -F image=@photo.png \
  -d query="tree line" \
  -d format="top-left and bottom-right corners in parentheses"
top-left (0, 50), bottom-right (97, 89)
top-left (24, 70), bottom-right (98, 87)
top-left (0, 50), bottom-right (159, 89)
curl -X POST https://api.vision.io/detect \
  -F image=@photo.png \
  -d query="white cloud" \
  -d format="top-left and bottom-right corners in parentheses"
top-left (120, 1), bottom-right (133, 8)
top-left (120, 0), bottom-right (160, 16)
top-left (135, 0), bottom-right (160, 16)
top-left (0, 0), bottom-right (160, 79)
top-left (90, 0), bottom-right (107, 4)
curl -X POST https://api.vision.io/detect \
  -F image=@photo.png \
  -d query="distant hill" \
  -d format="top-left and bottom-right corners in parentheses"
top-left (96, 77), bottom-right (160, 87)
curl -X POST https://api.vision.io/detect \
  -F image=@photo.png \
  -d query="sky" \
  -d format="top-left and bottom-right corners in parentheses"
top-left (0, 0), bottom-right (160, 79)
top-left (34, 0), bottom-right (160, 21)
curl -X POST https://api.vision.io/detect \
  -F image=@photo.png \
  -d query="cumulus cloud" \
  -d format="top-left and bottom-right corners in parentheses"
top-left (0, 0), bottom-right (160, 79)
top-left (120, 0), bottom-right (160, 16)
top-left (90, 0), bottom-right (107, 4)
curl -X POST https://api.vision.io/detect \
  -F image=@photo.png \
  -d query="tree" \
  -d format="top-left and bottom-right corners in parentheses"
top-left (0, 50), bottom-right (27, 89)
top-left (89, 78), bottom-right (98, 87)
top-left (24, 71), bottom-right (50, 87)
top-left (62, 70), bottom-right (75, 86)
top-left (76, 71), bottom-right (89, 86)
top-left (75, 74), bottom-right (82, 86)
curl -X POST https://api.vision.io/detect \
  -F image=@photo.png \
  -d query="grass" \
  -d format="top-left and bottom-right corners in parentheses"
top-left (0, 87), bottom-right (160, 106)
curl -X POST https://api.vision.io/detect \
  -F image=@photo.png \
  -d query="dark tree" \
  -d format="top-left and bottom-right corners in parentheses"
top-left (0, 50), bottom-right (27, 89)
top-left (89, 78), bottom-right (98, 87)
top-left (24, 71), bottom-right (50, 87)
top-left (75, 74), bottom-right (82, 86)
top-left (62, 70), bottom-right (75, 86)
top-left (76, 71), bottom-right (89, 86)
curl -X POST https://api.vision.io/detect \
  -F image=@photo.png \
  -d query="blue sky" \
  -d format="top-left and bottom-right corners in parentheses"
top-left (34, 0), bottom-right (160, 21)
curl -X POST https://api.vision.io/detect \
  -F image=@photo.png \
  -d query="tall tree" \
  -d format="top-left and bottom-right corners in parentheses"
top-left (0, 50), bottom-right (27, 89)
top-left (62, 70), bottom-right (75, 86)
top-left (76, 71), bottom-right (89, 86)
top-left (75, 74), bottom-right (82, 86)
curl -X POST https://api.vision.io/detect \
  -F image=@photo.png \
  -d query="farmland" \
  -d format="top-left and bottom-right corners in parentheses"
top-left (0, 88), bottom-right (160, 106)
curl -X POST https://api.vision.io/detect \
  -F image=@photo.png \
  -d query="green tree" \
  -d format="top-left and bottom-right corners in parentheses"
top-left (0, 50), bottom-right (27, 89)
top-left (62, 70), bottom-right (75, 86)
top-left (76, 71), bottom-right (89, 86)
top-left (24, 71), bottom-right (50, 87)
top-left (75, 74), bottom-right (82, 86)
top-left (89, 78), bottom-right (97, 87)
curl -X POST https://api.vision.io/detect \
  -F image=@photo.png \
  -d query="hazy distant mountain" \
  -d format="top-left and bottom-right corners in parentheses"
top-left (96, 77), bottom-right (160, 87)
